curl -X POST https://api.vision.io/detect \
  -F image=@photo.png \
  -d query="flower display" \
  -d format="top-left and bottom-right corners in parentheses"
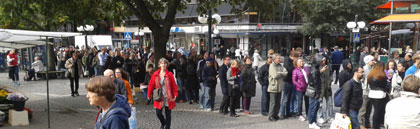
top-left (6, 93), bottom-right (28, 102)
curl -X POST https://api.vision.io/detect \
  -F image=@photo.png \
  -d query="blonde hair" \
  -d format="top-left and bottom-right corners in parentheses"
top-left (158, 58), bottom-right (169, 67)
top-left (231, 60), bottom-right (240, 68)
top-left (402, 75), bottom-right (420, 93)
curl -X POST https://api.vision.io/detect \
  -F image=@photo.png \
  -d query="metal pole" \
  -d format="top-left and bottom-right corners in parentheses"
top-left (85, 33), bottom-right (88, 49)
top-left (208, 10), bottom-right (212, 52)
top-left (353, 15), bottom-right (358, 56)
top-left (45, 36), bottom-right (50, 128)
top-left (389, 1), bottom-right (394, 52)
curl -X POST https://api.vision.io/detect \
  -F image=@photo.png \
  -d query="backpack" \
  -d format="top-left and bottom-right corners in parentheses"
top-left (334, 80), bottom-right (354, 107)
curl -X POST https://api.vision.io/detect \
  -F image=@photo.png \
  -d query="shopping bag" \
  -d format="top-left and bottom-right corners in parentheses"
top-left (329, 113), bottom-right (352, 129)
top-left (129, 107), bottom-right (138, 129)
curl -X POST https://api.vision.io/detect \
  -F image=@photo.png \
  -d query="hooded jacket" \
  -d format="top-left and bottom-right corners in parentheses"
top-left (338, 60), bottom-right (353, 88)
top-left (95, 94), bottom-right (131, 129)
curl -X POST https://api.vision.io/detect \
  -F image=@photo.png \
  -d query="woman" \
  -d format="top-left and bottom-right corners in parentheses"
top-left (115, 68), bottom-right (133, 106)
top-left (391, 63), bottom-right (405, 98)
top-left (241, 57), bottom-right (257, 114)
top-left (252, 50), bottom-right (263, 72)
top-left (317, 57), bottom-right (333, 124)
top-left (385, 60), bottom-right (396, 81)
top-left (367, 62), bottom-right (390, 129)
top-left (147, 58), bottom-right (178, 129)
top-left (86, 77), bottom-right (131, 129)
top-left (65, 53), bottom-right (83, 97)
top-left (227, 60), bottom-right (241, 117)
top-left (307, 54), bottom-right (323, 129)
top-left (142, 64), bottom-right (154, 105)
top-left (292, 57), bottom-right (309, 121)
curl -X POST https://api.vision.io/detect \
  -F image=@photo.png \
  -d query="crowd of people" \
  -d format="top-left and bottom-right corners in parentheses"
top-left (6, 44), bottom-right (420, 129)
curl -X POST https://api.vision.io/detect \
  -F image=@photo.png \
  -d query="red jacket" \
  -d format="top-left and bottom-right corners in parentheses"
top-left (8, 53), bottom-right (18, 66)
top-left (147, 69), bottom-right (178, 110)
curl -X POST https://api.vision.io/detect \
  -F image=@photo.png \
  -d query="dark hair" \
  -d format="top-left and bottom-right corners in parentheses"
top-left (147, 64), bottom-right (154, 69)
top-left (85, 77), bottom-right (115, 102)
top-left (385, 60), bottom-right (396, 71)
top-left (353, 66), bottom-right (363, 73)
top-left (224, 56), bottom-right (230, 60)
top-left (115, 68), bottom-right (129, 81)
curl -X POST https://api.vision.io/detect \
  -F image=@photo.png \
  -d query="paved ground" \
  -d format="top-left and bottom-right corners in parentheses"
top-left (0, 61), bottom-right (344, 129)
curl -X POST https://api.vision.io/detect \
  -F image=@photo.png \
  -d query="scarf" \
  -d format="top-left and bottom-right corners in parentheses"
top-left (232, 67), bottom-right (239, 76)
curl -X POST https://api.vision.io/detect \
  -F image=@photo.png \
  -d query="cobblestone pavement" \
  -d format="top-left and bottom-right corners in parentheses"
top-left (0, 61), bottom-right (342, 129)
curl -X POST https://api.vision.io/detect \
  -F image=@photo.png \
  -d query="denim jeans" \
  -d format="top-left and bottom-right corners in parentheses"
top-left (308, 97), bottom-right (320, 124)
top-left (349, 109), bottom-right (361, 129)
top-left (142, 88), bottom-right (148, 100)
top-left (205, 86), bottom-right (216, 109)
top-left (261, 85), bottom-right (270, 113)
top-left (8, 66), bottom-right (19, 81)
top-left (199, 83), bottom-right (205, 108)
top-left (280, 82), bottom-right (293, 116)
top-left (317, 96), bottom-right (333, 120)
top-left (93, 67), bottom-right (98, 76)
top-left (289, 85), bottom-right (297, 113)
top-left (295, 91), bottom-right (304, 115)
top-left (176, 78), bottom-right (185, 101)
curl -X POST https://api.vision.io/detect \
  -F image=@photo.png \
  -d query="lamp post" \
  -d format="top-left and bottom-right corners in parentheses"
top-left (135, 31), bottom-right (145, 48)
top-left (198, 12), bottom-right (221, 52)
top-left (346, 15), bottom-right (365, 61)
top-left (77, 25), bottom-right (94, 49)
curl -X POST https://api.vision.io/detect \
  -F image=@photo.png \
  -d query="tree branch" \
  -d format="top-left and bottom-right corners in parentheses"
top-left (162, 0), bottom-right (181, 34)
top-left (120, 0), bottom-right (161, 32)
top-left (19, 16), bottom-right (47, 31)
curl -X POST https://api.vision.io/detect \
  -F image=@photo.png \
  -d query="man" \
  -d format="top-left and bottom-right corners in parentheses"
top-left (359, 55), bottom-right (375, 129)
top-left (280, 51), bottom-right (298, 119)
top-left (173, 52), bottom-right (187, 103)
top-left (104, 69), bottom-right (127, 96)
top-left (331, 46), bottom-right (344, 84)
top-left (338, 59), bottom-right (353, 88)
top-left (258, 57), bottom-right (272, 116)
top-left (197, 51), bottom-right (209, 109)
top-left (268, 54), bottom-right (288, 121)
top-left (341, 67), bottom-right (364, 129)
top-left (97, 48), bottom-right (108, 75)
top-left (166, 51), bottom-right (175, 73)
top-left (219, 56), bottom-right (231, 115)
top-left (405, 54), bottom-right (420, 76)
top-left (402, 53), bottom-right (413, 70)
top-left (65, 53), bottom-right (83, 97)
top-left (111, 50), bottom-right (124, 70)
top-left (385, 75), bottom-right (420, 129)
top-left (201, 58), bottom-right (218, 111)
top-left (391, 50), bottom-right (404, 65)
top-left (359, 47), bottom-right (369, 67)
top-left (7, 50), bottom-right (19, 86)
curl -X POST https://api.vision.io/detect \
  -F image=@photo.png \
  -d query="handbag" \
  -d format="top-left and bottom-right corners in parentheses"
top-left (65, 70), bottom-right (71, 78)
top-left (305, 84), bottom-right (316, 98)
top-left (153, 88), bottom-right (162, 101)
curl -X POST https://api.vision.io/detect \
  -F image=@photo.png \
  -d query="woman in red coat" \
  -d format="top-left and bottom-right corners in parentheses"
top-left (147, 58), bottom-right (178, 129)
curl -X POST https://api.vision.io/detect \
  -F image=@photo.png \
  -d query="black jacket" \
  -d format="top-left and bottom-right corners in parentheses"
top-left (369, 77), bottom-right (390, 92)
top-left (309, 65), bottom-right (322, 99)
top-left (341, 79), bottom-right (363, 114)
top-left (258, 63), bottom-right (270, 86)
top-left (240, 64), bottom-right (256, 97)
top-left (173, 58), bottom-right (187, 78)
top-left (111, 56), bottom-right (124, 69)
top-left (202, 65), bottom-right (218, 88)
top-left (219, 64), bottom-right (229, 95)
top-left (283, 56), bottom-right (294, 83)
top-left (339, 60), bottom-right (353, 88)
top-left (185, 59), bottom-right (200, 91)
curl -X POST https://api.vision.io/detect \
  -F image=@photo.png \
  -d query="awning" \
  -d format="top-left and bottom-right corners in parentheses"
top-left (0, 29), bottom-right (82, 49)
top-left (373, 14), bottom-right (420, 23)
top-left (376, 1), bottom-right (411, 10)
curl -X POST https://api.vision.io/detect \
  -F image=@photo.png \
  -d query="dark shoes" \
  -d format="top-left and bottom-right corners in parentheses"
top-left (268, 117), bottom-right (277, 122)
top-left (71, 94), bottom-right (75, 97)
top-left (230, 114), bottom-right (239, 117)
top-left (262, 112), bottom-right (268, 116)
top-left (75, 92), bottom-right (79, 96)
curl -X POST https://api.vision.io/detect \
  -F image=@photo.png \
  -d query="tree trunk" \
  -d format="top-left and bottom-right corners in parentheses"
top-left (152, 30), bottom-right (169, 67)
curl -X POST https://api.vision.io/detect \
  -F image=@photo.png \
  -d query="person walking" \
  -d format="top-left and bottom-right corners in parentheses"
top-left (219, 56), bottom-right (231, 115)
top-left (142, 64), bottom-right (154, 105)
top-left (201, 58), bottom-right (218, 111)
top-left (317, 57), bottom-right (333, 124)
top-left (292, 57), bottom-right (309, 122)
top-left (65, 53), bottom-right (83, 97)
top-left (341, 67), bottom-right (364, 129)
top-left (268, 54), bottom-right (288, 121)
top-left (104, 69), bottom-right (127, 97)
top-left (241, 57), bottom-right (257, 114)
top-left (367, 62), bottom-right (390, 129)
top-left (86, 77), bottom-right (131, 129)
top-left (258, 57), bottom-right (272, 116)
top-left (7, 49), bottom-right (20, 86)
top-left (385, 75), bottom-right (420, 129)
top-left (227, 59), bottom-right (242, 117)
top-left (115, 68), bottom-right (133, 106)
top-left (147, 58), bottom-right (178, 129)
top-left (359, 55), bottom-right (375, 129)
top-left (331, 46), bottom-right (344, 84)
top-left (97, 48), bottom-right (108, 76)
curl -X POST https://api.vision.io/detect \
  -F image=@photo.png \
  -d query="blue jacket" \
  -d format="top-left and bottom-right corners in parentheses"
top-left (95, 94), bottom-right (131, 129)
top-left (202, 65), bottom-right (218, 88)
top-left (405, 65), bottom-right (417, 77)
top-left (331, 50), bottom-right (344, 65)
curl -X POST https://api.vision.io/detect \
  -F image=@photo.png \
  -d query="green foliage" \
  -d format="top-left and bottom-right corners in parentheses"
top-left (292, 0), bottom-right (387, 37)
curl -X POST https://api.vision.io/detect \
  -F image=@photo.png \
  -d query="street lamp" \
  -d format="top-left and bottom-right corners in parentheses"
top-left (198, 12), bottom-right (221, 52)
top-left (135, 31), bottom-right (145, 48)
top-left (346, 15), bottom-right (365, 62)
top-left (77, 25), bottom-right (94, 49)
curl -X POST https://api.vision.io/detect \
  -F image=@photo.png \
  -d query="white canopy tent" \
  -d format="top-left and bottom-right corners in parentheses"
top-left (0, 29), bottom-right (82, 128)
top-left (0, 29), bottom-right (82, 49)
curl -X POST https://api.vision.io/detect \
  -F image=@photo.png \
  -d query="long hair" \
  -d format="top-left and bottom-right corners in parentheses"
top-left (368, 62), bottom-right (386, 84)
top-left (385, 60), bottom-right (396, 71)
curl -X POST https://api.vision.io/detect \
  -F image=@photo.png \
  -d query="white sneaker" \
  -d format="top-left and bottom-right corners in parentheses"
top-left (16, 81), bottom-right (20, 86)
top-left (205, 108), bottom-right (212, 112)
top-left (299, 115), bottom-right (306, 121)
top-left (309, 123), bottom-right (320, 129)
top-left (317, 118), bottom-right (325, 124)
